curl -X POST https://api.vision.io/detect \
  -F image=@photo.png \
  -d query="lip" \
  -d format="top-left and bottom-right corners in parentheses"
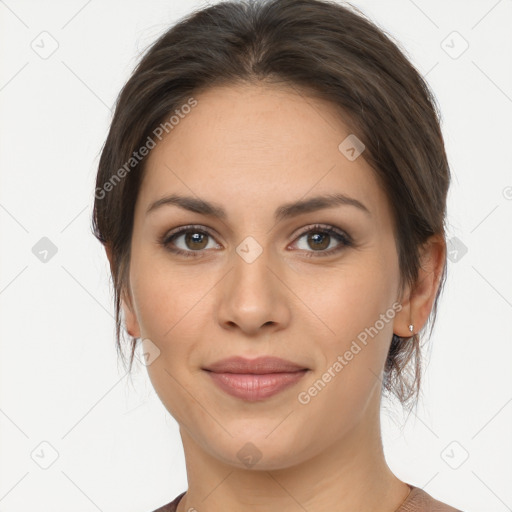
top-left (202, 356), bottom-right (309, 402)
top-left (206, 370), bottom-right (309, 401)
top-left (203, 356), bottom-right (308, 374)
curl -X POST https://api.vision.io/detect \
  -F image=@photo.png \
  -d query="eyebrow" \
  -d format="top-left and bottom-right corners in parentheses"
top-left (145, 192), bottom-right (371, 221)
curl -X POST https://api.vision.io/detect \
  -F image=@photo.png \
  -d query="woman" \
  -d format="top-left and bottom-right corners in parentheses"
top-left (92, 0), bottom-right (463, 510)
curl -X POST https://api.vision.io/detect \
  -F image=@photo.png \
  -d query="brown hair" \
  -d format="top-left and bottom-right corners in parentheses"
top-left (92, 0), bottom-right (450, 410)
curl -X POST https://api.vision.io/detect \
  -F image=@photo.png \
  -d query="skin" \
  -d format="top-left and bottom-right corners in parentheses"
top-left (106, 83), bottom-right (445, 512)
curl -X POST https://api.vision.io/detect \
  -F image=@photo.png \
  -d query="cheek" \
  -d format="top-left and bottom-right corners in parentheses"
top-left (132, 265), bottom-right (210, 421)
top-left (294, 260), bottom-right (399, 418)
top-left (292, 268), bottom-right (397, 436)
top-left (295, 257), bottom-right (396, 343)
top-left (130, 256), bottom-right (215, 399)
top-left (131, 277), bottom-right (175, 340)
top-left (130, 250), bottom-right (206, 340)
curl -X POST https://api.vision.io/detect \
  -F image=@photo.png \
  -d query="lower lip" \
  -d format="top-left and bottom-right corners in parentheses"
top-left (205, 370), bottom-right (308, 401)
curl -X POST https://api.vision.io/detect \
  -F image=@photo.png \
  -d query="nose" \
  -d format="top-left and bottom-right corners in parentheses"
top-left (215, 245), bottom-right (291, 336)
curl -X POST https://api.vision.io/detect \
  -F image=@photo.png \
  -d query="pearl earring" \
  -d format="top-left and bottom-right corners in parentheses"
top-left (408, 324), bottom-right (414, 334)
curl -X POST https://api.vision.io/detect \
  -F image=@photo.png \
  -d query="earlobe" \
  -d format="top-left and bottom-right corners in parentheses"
top-left (393, 290), bottom-right (414, 338)
top-left (393, 234), bottom-right (446, 338)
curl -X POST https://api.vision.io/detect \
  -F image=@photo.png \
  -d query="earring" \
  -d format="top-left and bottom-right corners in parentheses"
top-left (408, 324), bottom-right (414, 334)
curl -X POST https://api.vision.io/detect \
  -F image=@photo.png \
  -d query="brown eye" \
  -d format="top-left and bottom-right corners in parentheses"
top-left (306, 232), bottom-right (330, 251)
top-left (160, 223), bottom-right (352, 259)
top-left (184, 231), bottom-right (209, 250)
top-left (292, 224), bottom-right (352, 257)
top-left (160, 225), bottom-right (220, 258)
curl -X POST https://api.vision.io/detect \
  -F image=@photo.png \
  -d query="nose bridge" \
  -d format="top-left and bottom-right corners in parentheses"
top-left (216, 234), bottom-right (290, 332)
top-left (230, 236), bottom-right (278, 304)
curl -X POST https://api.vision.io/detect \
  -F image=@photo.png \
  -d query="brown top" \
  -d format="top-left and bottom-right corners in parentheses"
top-left (151, 484), bottom-right (463, 511)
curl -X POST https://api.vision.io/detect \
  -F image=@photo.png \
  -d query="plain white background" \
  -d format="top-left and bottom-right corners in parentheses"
top-left (1, 0), bottom-right (511, 511)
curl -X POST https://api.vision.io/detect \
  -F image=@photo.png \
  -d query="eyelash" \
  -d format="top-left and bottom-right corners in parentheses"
top-left (158, 223), bottom-right (353, 259)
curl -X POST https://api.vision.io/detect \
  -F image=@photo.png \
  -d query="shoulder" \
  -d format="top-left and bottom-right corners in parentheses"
top-left (150, 491), bottom-right (186, 512)
top-left (398, 485), bottom-right (463, 512)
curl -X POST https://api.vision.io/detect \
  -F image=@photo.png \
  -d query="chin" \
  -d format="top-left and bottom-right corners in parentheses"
top-left (206, 434), bottom-right (309, 471)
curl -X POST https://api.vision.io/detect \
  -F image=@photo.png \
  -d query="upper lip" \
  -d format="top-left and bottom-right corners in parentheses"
top-left (203, 356), bottom-right (308, 374)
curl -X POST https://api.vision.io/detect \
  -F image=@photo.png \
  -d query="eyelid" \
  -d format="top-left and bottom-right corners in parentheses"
top-left (160, 223), bottom-right (352, 257)
top-left (290, 223), bottom-right (352, 244)
top-left (160, 224), bottom-right (221, 250)
top-left (162, 224), bottom-right (217, 240)
top-left (287, 223), bottom-right (352, 257)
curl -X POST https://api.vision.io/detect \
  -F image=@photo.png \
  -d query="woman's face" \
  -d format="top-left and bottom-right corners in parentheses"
top-left (124, 83), bottom-right (406, 469)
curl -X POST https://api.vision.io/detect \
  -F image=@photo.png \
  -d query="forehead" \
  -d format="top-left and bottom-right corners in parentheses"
top-left (136, 83), bottom-right (390, 226)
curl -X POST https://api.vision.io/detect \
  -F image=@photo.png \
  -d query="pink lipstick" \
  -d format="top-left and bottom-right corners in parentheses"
top-left (203, 356), bottom-right (309, 401)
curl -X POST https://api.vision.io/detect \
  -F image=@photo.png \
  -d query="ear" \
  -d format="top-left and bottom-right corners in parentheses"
top-left (104, 243), bottom-right (141, 339)
top-left (393, 234), bottom-right (446, 337)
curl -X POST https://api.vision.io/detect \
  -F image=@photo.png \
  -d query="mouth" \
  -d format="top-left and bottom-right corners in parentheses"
top-left (202, 355), bottom-right (309, 374)
top-left (204, 369), bottom-right (309, 401)
top-left (202, 356), bottom-right (310, 402)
